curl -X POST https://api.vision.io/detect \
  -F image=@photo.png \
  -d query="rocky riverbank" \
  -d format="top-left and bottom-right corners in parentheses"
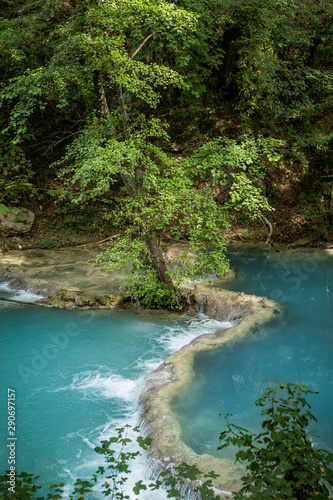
top-left (0, 242), bottom-right (236, 309)
top-left (0, 246), bottom-right (127, 307)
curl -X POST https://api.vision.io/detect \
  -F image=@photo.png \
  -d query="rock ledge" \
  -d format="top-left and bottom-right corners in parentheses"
top-left (140, 284), bottom-right (280, 496)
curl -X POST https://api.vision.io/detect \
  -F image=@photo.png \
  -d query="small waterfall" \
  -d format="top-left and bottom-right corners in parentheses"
top-left (0, 281), bottom-right (45, 304)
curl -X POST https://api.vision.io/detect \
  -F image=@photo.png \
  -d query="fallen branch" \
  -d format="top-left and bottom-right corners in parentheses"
top-left (231, 226), bottom-right (245, 242)
top-left (76, 234), bottom-right (120, 248)
top-left (164, 235), bottom-right (184, 242)
top-left (260, 216), bottom-right (273, 244)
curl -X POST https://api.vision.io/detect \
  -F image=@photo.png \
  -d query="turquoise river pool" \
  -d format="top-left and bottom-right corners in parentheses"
top-left (1, 248), bottom-right (332, 497)
top-left (0, 283), bottom-right (231, 498)
top-left (173, 248), bottom-right (333, 460)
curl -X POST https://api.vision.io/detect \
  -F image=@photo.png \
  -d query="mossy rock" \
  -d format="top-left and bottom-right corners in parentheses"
top-left (48, 289), bottom-right (120, 309)
top-left (0, 207), bottom-right (34, 236)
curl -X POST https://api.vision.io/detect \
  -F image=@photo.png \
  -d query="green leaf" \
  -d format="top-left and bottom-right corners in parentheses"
top-left (0, 204), bottom-right (8, 215)
top-left (133, 480), bottom-right (147, 495)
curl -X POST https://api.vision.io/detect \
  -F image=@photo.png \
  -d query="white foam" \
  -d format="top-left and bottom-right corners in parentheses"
top-left (157, 313), bottom-right (234, 353)
top-left (55, 313), bottom-right (235, 498)
top-left (56, 368), bottom-right (138, 402)
top-left (0, 281), bottom-right (44, 303)
top-left (130, 314), bottom-right (233, 376)
top-left (134, 357), bottom-right (163, 372)
top-left (60, 407), bottom-right (172, 499)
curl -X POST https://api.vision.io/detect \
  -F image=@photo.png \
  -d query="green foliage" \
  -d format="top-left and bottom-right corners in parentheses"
top-left (1, 0), bottom-right (331, 297)
top-left (0, 0), bottom-right (198, 208)
top-left (0, 0), bottom-right (197, 131)
top-left (159, 0), bottom-right (226, 124)
top-left (0, 126), bottom-right (36, 204)
top-left (0, 425), bottom-right (220, 499)
top-left (52, 204), bottom-right (102, 235)
top-left (0, 0), bottom-right (332, 204)
top-left (67, 131), bottom-right (282, 307)
top-left (91, 426), bottom-right (150, 499)
top-left (2, 385), bottom-right (333, 499)
top-left (96, 236), bottom-right (179, 309)
top-left (219, 380), bottom-right (333, 499)
top-left (0, 470), bottom-right (64, 500)
top-left (218, 0), bottom-right (333, 121)
top-left (0, 203), bottom-right (8, 215)
top-left (186, 135), bottom-right (283, 219)
top-left (91, 144), bottom-right (232, 308)
top-left (36, 239), bottom-right (56, 250)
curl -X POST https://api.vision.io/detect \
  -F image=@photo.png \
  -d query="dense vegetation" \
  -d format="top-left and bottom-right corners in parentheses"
top-left (1, 4), bottom-right (332, 496)
top-left (0, 0), bottom-right (332, 305)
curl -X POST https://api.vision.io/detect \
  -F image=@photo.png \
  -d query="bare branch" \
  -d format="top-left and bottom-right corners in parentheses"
top-left (123, 31), bottom-right (157, 72)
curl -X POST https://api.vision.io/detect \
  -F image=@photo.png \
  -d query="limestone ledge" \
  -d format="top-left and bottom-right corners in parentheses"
top-left (0, 245), bottom-right (236, 309)
top-left (38, 287), bottom-right (124, 309)
top-left (140, 283), bottom-right (280, 496)
top-left (0, 247), bottom-right (128, 308)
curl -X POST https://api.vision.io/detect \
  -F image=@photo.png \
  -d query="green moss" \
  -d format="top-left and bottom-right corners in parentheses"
top-left (48, 289), bottom-right (119, 309)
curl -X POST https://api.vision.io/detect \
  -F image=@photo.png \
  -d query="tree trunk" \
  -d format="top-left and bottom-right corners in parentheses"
top-left (116, 84), bottom-right (138, 198)
top-left (261, 215), bottom-right (273, 245)
top-left (92, 72), bottom-right (173, 291)
top-left (120, 172), bottom-right (137, 200)
top-left (116, 85), bottom-right (176, 294)
top-left (144, 233), bottom-right (175, 292)
top-left (93, 71), bottom-right (111, 117)
top-left (117, 84), bottom-right (130, 140)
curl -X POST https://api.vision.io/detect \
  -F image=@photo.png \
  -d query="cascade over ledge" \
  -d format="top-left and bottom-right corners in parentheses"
top-left (140, 282), bottom-right (280, 497)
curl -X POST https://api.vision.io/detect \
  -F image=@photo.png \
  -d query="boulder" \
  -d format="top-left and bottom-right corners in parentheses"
top-left (0, 207), bottom-right (35, 237)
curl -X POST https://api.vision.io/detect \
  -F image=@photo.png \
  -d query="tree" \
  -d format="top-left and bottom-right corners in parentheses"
top-left (72, 133), bottom-right (280, 308)
top-left (0, 0), bottom-right (286, 306)
top-left (0, 0), bottom-right (196, 300)
top-left (219, 380), bottom-right (333, 499)
top-left (0, 0), bottom-right (92, 206)
top-left (1, 0), bottom-right (282, 307)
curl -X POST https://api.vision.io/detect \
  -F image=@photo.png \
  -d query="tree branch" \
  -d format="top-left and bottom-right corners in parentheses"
top-left (260, 216), bottom-right (273, 244)
top-left (122, 32), bottom-right (157, 72)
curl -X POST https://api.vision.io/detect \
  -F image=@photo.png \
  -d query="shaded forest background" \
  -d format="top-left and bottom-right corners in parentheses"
top-left (0, 0), bottom-right (332, 252)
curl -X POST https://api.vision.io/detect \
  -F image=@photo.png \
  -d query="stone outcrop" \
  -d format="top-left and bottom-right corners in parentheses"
top-left (193, 282), bottom-right (256, 321)
top-left (0, 247), bottom-right (128, 306)
top-left (0, 245), bottom-right (235, 309)
top-left (0, 207), bottom-right (34, 236)
top-left (140, 284), bottom-right (280, 496)
top-left (41, 287), bottom-right (122, 309)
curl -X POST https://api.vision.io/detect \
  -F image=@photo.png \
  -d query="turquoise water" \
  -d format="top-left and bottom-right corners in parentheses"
top-left (0, 287), bottom-right (231, 498)
top-left (172, 248), bottom-right (333, 458)
top-left (1, 249), bottom-right (332, 496)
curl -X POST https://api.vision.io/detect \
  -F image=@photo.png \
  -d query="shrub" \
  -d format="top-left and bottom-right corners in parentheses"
top-left (219, 380), bottom-right (333, 499)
